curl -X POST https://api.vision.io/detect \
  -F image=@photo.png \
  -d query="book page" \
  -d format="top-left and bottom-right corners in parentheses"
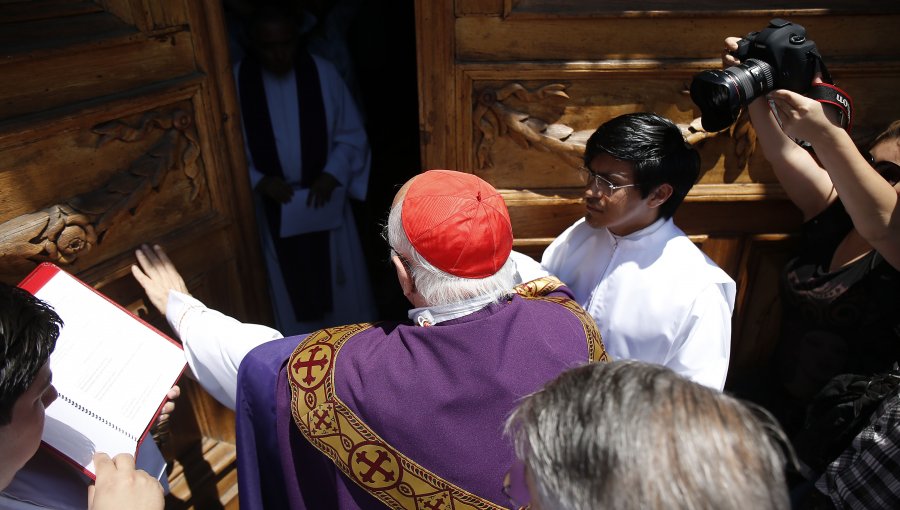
top-left (41, 400), bottom-right (136, 478)
top-left (31, 269), bottom-right (184, 472)
top-left (279, 186), bottom-right (346, 237)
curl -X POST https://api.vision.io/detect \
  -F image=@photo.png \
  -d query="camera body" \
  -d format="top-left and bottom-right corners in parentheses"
top-left (690, 19), bottom-right (821, 132)
top-left (734, 19), bottom-right (819, 92)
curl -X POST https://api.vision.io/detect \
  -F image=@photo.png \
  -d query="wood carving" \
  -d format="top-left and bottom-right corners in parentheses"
top-left (474, 83), bottom-right (591, 169)
top-left (475, 83), bottom-right (758, 172)
top-left (728, 109), bottom-right (758, 170)
top-left (679, 105), bottom-right (757, 170)
top-left (0, 108), bottom-right (201, 271)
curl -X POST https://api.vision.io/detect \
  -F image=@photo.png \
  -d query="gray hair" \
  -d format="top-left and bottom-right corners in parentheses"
top-left (386, 201), bottom-right (517, 307)
top-left (507, 360), bottom-right (790, 510)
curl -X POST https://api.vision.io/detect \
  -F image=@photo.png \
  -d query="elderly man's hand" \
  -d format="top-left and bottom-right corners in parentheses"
top-left (88, 453), bottom-right (164, 510)
top-left (131, 244), bottom-right (189, 316)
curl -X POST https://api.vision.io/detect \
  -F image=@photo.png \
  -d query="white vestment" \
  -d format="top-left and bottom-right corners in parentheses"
top-left (236, 55), bottom-right (377, 335)
top-left (541, 217), bottom-right (736, 390)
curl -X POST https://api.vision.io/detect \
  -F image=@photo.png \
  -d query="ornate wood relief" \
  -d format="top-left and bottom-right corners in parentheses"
top-left (0, 107), bottom-right (200, 270)
top-left (474, 82), bottom-right (589, 169)
top-left (474, 81), bottom-right (758, 172)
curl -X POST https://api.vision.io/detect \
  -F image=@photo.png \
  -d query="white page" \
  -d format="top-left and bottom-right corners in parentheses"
top-left (279, 186), bottom-right (346, 237)
top-left (32, 269), bottom-right (184, 476)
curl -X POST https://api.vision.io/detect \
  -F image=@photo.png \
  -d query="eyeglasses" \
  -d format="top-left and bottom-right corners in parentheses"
top-left (502, 462), bottom-right (531, 510)
top-left (866, 154), bottom-right (900, 185)
top-left (390, 248), bottom-right (415, 272)
top-left (577, 166), bottom-right (637, 196)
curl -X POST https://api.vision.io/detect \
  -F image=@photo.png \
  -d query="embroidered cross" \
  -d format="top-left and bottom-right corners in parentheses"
top-left (422, 496), bottom-right (446, 510)
top-left (355, 449), bottom-right (396, 483)
top-left (312, 409), bottom-right (331, 430)
top-left (292, 345), bottom-right (329, 385)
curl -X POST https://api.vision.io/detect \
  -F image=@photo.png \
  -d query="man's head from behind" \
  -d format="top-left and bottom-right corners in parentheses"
top-left (0, 283), bottom-right (61, 489)
top-left (386, 170), bottom-right (517, 308)
top-left (507, 360), bottom-right (790, 510)
top-left (581, 113), bottom-right (699, 232)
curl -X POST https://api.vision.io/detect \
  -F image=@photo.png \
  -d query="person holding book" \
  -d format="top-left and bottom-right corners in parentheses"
top-left (0, 283), bottom-right (172, 510)
top-left (236, 4), bottom-right (377, 335)
top-left (133, 169), bottom-right (609, 509)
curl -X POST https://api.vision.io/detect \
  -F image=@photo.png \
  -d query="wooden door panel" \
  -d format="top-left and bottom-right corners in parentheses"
top-left (417, 1), bottom-right (900, 386)
top-left (1, 1), bottom-right (268, 506)
top-left (1, 36), bottom-right (196, 119)
top-left (0, 93), bottom-right (212, 279)
top-left (456, 13), bottom-right (900, 61)
top-left (729, 235), bottom-right (799, 381)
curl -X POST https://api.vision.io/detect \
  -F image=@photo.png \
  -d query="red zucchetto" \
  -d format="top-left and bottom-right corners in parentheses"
top-left (401, 170), bottom-right (513, 279)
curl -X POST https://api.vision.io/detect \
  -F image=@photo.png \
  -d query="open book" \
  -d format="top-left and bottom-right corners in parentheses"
top-left (18, 263), bottom-right (186, 480)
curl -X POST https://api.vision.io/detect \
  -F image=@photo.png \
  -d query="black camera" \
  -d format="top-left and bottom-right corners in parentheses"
top-left (690, 19), bottom-right (821, 132)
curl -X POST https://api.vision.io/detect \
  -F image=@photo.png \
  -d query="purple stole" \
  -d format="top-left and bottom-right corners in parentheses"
top-left (238, 51), bottom-right (332, 321)
top-left (235, 277), bottom-right (608, 509)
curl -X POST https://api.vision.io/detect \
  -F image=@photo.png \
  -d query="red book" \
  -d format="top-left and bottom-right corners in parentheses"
top-left (18, 263), bottom-right (185, 480)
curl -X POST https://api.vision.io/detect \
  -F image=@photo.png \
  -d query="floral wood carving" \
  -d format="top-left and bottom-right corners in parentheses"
top-left (474, 83), bottom-right (592, 169)
top-left (0, 108), bottom-right (201, 270)
top-left (475, 82), bottom-right (757, 170)
top-left (680, 109), bottom-right (757, 169)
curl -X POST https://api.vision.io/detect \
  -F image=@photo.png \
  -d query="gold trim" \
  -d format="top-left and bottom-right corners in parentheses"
top-left (514, 276), bottom-right (608, 362)
top-left (288, 285), bottom-right (606, 509)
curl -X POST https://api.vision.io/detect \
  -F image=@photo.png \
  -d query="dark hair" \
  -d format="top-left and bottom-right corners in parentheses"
top-left (248, 2), bottom-right (301, 41)
top-left (584, 113), bottom-right (700, 219)
top-left (508, 360), bottom-right (790, 510)
top-left (0, 284), bottom-right (62, 426)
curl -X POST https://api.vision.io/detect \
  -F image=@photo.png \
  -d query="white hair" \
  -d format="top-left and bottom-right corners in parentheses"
top-left (386, 201), bottom-right (517, 307)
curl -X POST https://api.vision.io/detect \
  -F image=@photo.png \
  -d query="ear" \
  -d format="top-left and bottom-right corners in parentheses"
top-left (391, 254), bottom-right (416, 299)
top-left (646, 183), bottom-right (673, 209)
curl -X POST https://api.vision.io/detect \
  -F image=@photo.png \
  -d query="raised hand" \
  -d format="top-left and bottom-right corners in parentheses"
top-left (767, 88), bottom-right (835, 145)
top-left (131, 244), bottom-right (189, 316)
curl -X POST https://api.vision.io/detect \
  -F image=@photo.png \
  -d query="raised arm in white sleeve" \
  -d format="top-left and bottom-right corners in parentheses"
top-left (165, 290), bottom-right (283, 410)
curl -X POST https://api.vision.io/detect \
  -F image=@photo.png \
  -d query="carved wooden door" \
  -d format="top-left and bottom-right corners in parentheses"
top-left (0, 1), bottom-right (269, 507)
top-left (415, 1), bottom-right (900, 384)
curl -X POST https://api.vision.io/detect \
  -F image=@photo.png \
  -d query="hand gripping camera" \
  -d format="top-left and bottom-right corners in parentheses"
top-left (690, 19), bottom-right (850, 133)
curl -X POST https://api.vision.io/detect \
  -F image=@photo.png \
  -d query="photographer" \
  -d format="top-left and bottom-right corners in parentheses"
top-left (720, 36), bottom-right (900, 508)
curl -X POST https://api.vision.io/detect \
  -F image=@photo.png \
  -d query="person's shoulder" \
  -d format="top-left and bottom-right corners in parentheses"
top-left (546, 217), bottom-right (594, 252)
top-left (559, 217), bottom-right (591, 238)
top-left (242, 335), bottom-right (306, 370)
top-left (658, 220), bottom-right (735, 285)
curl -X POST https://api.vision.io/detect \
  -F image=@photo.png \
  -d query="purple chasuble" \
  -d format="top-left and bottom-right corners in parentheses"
top-left (236, 284), bottom-right (603, 509)
top-left (238, 51), bottom-right (332, 321)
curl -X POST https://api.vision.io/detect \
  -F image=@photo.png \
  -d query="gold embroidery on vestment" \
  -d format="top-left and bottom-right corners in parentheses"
top-left (288, 280), bottom-right (606, 509)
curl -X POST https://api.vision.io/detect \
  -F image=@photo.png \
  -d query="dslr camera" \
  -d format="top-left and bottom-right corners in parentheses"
top-left (691, 19), bottom-right (822, 132)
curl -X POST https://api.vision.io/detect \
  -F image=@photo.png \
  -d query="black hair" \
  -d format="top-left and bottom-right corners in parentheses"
top-left (247, 2), bottom-right (301, 41)
top-left (584, 113), bottom-right (700, 219)
top-left (0, 283), bottom-right (61, 426)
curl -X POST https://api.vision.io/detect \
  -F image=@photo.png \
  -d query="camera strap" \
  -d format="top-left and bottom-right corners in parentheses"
top-left (806, 51), bottom-right (853, 131)
top-left (807, 82), bottom-right (853, 131)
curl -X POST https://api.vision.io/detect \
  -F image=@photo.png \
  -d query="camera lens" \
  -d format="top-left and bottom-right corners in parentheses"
top-left (731, 58), bottom-right (775, 102)
top-left (690, 58), bottom-right (776, 132)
